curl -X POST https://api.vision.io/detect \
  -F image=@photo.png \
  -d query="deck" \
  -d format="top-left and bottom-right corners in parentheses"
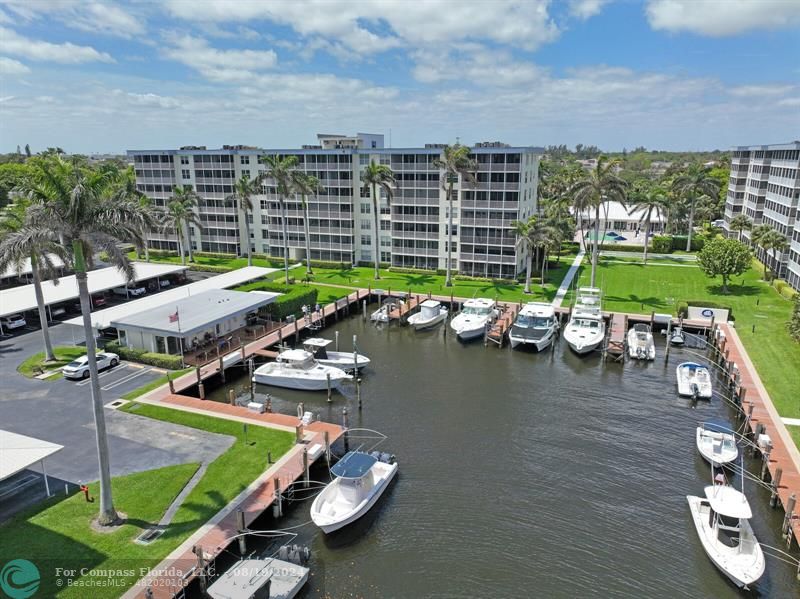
top-left (606, 313), bottom-right (627, 360)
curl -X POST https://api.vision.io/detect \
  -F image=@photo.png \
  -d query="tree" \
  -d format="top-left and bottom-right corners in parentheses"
top-left (672, 164), bottom-right (720, 251)
top-left (432, 144), bottom-right (477, 286)
top-left (361, 160), bottom-right (395, 280)
top-left (787, 296), bottom-right (800, 343)
top-left (260, 154), bottom-right (300, 283)
top-left (109, 165), bottom-right (156, 262)
top-left (627, 182), bottom-right (667, 264)
top-left (24, 144), bottom-right (31, 157)
top-left (750, 224), bottom-right (774, 280)
top-left (569, 156), bottom-right (628, 286)
top-left (0, 162), bottom-right (31, 208)
top-left (697, 237), bottom-right (751, 293)
top-left (226, 175), bottom-right (260, 266)
top-left (729, 214), bottom-right (752, 242)
top-left (292, 172), bottom-right (324, 277)
top-left (21, 156), bottom-right (148, 525)
top-left (761, 229), bottom-right (788, 282)
top-left (162, 186), bottom-right (202, 265)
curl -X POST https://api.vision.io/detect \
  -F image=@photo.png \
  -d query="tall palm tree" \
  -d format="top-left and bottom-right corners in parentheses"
top-left (627, 182), bottom-right (667, 264)
top-left (114, 166), bottom-right (155, 262)
top-left (761, 229), bottom-right (788, 282)
top-left (226, 175), bottom-right (260, 266)
top-left (569, 156), bottom-right (628, 286)
top-left (160, 192), bottom-right (202, 266)
top-left (292, 172), bottom-right (324, 277)
top-left (170, 185), bottom-right (201, 263)
top-left (729, 214), bottom-right (752, 242)
top-left (511, 218), bottom-right (535, 294)
top-left (433, 144), bottom-right (477, 286)
top-left (672, 164), bottom-right (720, 251)
top-left (750, 224), bottom-right (773, 280)
top-left (361, 160), bottom-right (395, 280)
top-left (260, 154), bottom-right (300, 283)
top-left (21, 156), bottom-right (148, 526)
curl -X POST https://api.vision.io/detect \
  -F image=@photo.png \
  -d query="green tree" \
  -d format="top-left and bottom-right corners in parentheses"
top-left (162, 186), bottom-right (202, 265)
top-left (433, 144), bottom-right (477, 286)
top-left (292, 172), bottom-right (324, 277)
top-left (260, 154), bottom-right (300, 283)
top-left (627, 182), bottom-right (667, 264)
top-left (787, 295), bottom-right (800, 343)
top-left (750, 224), bottom-right (775, 280)
top-left (226, 175), bottom-right (260, 266)
top-left (0, 162), bottom-right (30, 208)
top-left (729, 214), bottom-right (752, 242)
top-left (361, 160), bottom-right (395, 280)
top-left (761, 228), bottom-right (788, 282)
top-left (697, 237), bottom-right (751, 293)
top-left (672, 164), bottom-right (720, 251)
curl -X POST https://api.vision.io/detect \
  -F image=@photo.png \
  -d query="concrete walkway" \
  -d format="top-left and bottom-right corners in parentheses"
top-left (782, 417), bottom-right (800, 427)
top-left (551, 250), bottom-right (585, 308)
top-left (600, 250), bottom-right (697, 261)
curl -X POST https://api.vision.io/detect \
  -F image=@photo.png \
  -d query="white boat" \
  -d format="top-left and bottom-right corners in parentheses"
top-left (670, 326), bottom-right (686, 346)
top-left (696, 423), bottom-right (739, 468)
top-left (407, 300), bottom-right (448, 330)
top-left (302, 337), bottom-right (371, 371)
top-left (563, 287), bottom-right (605, 355)
top-left (311, 451), bottom-right (398, 534)
top-left (687, 480), bottom-right (765, 589)
top-left (252, 349), bottom-right (351, 391)
top-left (676, 361), bottom-right (713, 399)
top-left (626, 323), bottom-right (656, 360)
top-left (207, 555), bottom-right (309, 599)
top-left (508, 302), bottom-right (559, 351)
top-left (370, 294), bottom-right (405, 323)
top-left (450, 298), bottom-right (497, 340)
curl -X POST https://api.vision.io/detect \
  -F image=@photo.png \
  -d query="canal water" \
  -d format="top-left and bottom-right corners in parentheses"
top-left (203, 313), bottom-right (799, 598)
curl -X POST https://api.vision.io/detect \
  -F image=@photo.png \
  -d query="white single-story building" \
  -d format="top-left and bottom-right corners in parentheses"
top-left (574, 201), bottom-right (667, 237)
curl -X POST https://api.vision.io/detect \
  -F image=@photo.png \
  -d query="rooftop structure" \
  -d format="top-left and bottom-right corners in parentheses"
top-left (0, 430), bottom-right (63, 497)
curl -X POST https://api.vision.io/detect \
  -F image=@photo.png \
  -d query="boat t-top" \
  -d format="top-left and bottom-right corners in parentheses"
top-left (676, 361), bottom-right (713, 399)
top-left (627, 323), bottom-right (656, 360)
top-left (450, 298), bottom-right (497, 340)
top-left (370, 292), bottom-right (406, 323)
top-left (408, 299), bottom-right (448, 330)
top-left (508, 302), bottom-right (559, 351)
top-left (311, 450), bottom-right (398, 534)
top-left (696, 422), bottom-right (739, 468)
top-left (563, 287), bottom-right (605, 355)
top-left (302, 337), bottom-right (371, 371)
top-left (252, 349), bottom-right (351, 391)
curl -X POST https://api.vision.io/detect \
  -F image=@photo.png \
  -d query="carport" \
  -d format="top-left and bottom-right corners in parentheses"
top-left (0, 430), bottom-right (64, 497)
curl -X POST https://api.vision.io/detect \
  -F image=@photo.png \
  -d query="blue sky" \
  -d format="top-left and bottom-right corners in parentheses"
top-left (0, 0), bottom-right (798, 153)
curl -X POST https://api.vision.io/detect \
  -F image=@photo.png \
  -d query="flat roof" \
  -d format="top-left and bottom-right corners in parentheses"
top-left (128, 146), bottom-right (544, 156)
top-left (0, 262), bottom-right (186, 318)
top-left (0, 430), bottom-right (63, 482)
top-left (110, 289), bottom-right (279, 337)
top-left (64, 266), bottom-right (275, 331)
top-left (1, 254), bottom-right (65, 280)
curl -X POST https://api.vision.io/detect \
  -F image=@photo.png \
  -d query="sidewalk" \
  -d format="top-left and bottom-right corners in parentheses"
top-left (551, 250), bottom-right (585, 307)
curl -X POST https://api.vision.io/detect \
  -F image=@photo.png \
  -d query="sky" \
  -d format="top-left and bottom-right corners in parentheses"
top-left (0, 0), bottom-right (798, 154)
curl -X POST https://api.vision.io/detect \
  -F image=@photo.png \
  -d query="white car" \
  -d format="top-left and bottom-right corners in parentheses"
top-left (112, 286), bottom-right (146, 297)
top-left (0, 313), bottom-right (27, 330)
top-left (62, 352), bottom-right (120, 380)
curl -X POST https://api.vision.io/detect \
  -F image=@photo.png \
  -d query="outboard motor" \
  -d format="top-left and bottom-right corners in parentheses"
top-left (691, 382), bottom-right (699, 399)
top-left (279, 544), bottom-right (311, 566)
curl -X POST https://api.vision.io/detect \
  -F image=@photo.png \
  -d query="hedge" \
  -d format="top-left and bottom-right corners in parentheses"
top-left (357, 261), bottom-right (391, 269)
top-left (193, 251), bottom-right (237, 259)
top-left (675, 300), bottom-right (735, 321)
top-left (234, 281), bottom-right (319, 320)
top-left (671, 235), bottom-right (705, 251)
top-left (186, 263), bottom-right (233, 273)
top-left (597, 243), bottom-right (645, 253)
top-left (387, 266), bottom-right (448, 276)
top-left (651, 236), bottom-right (673, 253)
top-left (104, 341), bottom-right (183, 369)
top-left (308, 260), bottom-right (353, 270)
top-left (453, 274), bottom-right (518, 285)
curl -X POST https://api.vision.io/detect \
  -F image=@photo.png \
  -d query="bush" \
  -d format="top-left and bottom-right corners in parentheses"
top-left (651, 236), bottom-right (673, 253)
top-left (675, 300), bottom-right (735, 321)
top-left (453, 274), bottom-right (517, 285)
top-left (185, 264), bottom-right (233, 273)
top-left (308, 259), bottom-right (353, 270)
top-left (357, 261), bottom-right (390, 269)
top-left (104, 341), bottom-right (183, 369)
top-left (672, 235), bottom-right (705, 251)
top-left (192, 251), bottom-right (238, 260)
top-left (597, 243), bottom-right (644, 252)
top-left (387, 266), bottom-right (448, 276)
top-left (235, 281), bottom-right (318, 320)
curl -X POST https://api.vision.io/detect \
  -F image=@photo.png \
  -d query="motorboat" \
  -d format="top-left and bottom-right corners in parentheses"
top-left (302, 337), bottom-right (371, 371)
top-left (206, 548), bottom-right (310, 599)
top-left (311, 450), bottom-right (398, 534)
top-left (408, 300), bottom-right (448, 330)
top-left (696, 423), bottom-right (739, 468)
top-left (252, 349), bottom-right (351, 391)
top-left (450, 298), bottom-right (497, 340)
top-left (563, 287), bottom-right (605, 355)
top-left (627, 323), bottom-right (656, 360)
top-left (370, 294), bottom-right (405, 323)
top-left (508, 302), bottom-right (559, 351)
top-left (676, 362), bottom-right (713, 399)
top-left (686, 477), bottom-right (765, 589)
top-left (670, 326), bottom-right (686, 346)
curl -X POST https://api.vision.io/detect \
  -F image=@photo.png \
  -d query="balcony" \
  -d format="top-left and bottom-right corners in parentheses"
top-left (391, 230), bottom-right (439, 240)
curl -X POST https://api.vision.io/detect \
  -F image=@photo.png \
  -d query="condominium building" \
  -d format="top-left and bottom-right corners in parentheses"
top-left (129, 134), bottom-right (543, 279)
top-left (723, 141), bottom-right (800, 291)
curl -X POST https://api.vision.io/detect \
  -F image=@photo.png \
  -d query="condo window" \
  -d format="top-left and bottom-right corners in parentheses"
top-left (182, 169), bottom-right (190, 179)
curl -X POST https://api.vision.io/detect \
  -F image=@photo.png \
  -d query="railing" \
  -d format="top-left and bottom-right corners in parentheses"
top-left (183, 320), bottom-right (281, 367)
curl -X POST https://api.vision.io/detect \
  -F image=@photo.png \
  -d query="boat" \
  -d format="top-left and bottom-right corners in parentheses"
top-left (696, 423), bottom-right (739, 468)
top-left (252, 349), bottom-right (351, 391)
top-left (206, 548), bottom-right (310, 599)
top-left (686, 474), bottom-right (765, 589)
top-left (449, 298), bottom-right (497, 340)
top-left (508, 302), bottom-right (559, 351)
top-left (407, 300), bottom-right (448, 330)
top-left (676, 361), bottom-right (713, 399)
top-left (626, 323), bottom-right (656, 360)
top-left (563, 287), bottom-right (605, 355)
top-left (302, 337), bottom-right (371, 371)
top-left (311, 450), bottom-right (398, 534)
top-left (370, 294), bottom-right (405, 323)
top-left (670, 326), bottom-right (686, 346)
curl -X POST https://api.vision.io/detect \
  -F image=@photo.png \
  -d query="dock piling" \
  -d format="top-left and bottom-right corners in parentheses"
top-left (342, 407), bottom-right (349, 452)
top-left (273, 478), bottom-right (282, 517)
top-left (303, 447), bottom-right (309, 488)
top-left (167, 371), bottom-right (174, 394)
top-left (198, 381), bottom-right (205, 400)
top-left (324, 431), bottom-right (331, 467)
top-left (335, 331), bottom-right (339, 351)
top-left (784, 493), bottom-right (796, 547)
top-left (228, 389), bottom-right (235, 405)
top-left (248, 358), bottom-right (255, 400)
top-left (236, 510), bottom-right (247, 555)
top-left (771, 468), bottom-right (783, 508)
top-left (362, 299), bottom-right (367, 319)
top-left (326, 373), bottom-right (332, 402)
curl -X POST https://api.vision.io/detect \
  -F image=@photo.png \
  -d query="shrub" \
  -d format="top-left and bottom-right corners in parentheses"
top-left (672, 235), bottom-right (705, 251)
top-left (104, 341), bottom-right (183, 369)
top-left (308, 259), bottom-right (353, 270)
top-left (185, 264), bottom-right (233, 273)
top-left (775, 280), bottom-right (787, 294)
top-left (192, 251), bottom-right (238, 260)
top-left (453, 274), bottom-right (517, 285)
top-left (651, 236), bottom-right (673, 253)
top-left (357, 261), bottom-right (391, 269)
top-left (675, 300), bottom-right (735, 321)
top-left (235, 281), bottom-right (319, 320)
top-left (387, 266), bottom-right (447, 276)
top-left (597, 243), bottom-right (644, 252)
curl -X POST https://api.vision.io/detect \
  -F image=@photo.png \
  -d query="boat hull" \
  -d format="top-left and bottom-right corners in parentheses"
top-left (316, 352), bottom-right (371, 370)
top-left (452, 324), bottom-right (486, 340)
top-left (696, 428), bottom-right (738, 468)
top-left (676, 364), bottom-right (713, 398)
top-left (408, 311), bottom-right (448, 330)
top-left (509, 329), bottom-right (556, 351)
top-left (252, 373), bottom-right (348, 391)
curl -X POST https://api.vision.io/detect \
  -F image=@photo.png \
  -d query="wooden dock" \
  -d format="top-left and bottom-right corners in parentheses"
top-left (605, 313), bottom-right (627, 360)
top-left (388, 294), bottom-right (421, 320)
top-left (485, 302), bottom-right (520, 347)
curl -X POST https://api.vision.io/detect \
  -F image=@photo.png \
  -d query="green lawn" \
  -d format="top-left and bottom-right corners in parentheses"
top-left (568, 257), bottom-right (800, 418)
top-left (306, 284), bottom-right (360, 305)
top-left (128, 251), bottom-right (284, 271)
top-left (0, 406), bottom-right (295, 597)
top-left (120, 368), bottom-right (193, 400)
top-left (17, 346), bottom-right (86, 378)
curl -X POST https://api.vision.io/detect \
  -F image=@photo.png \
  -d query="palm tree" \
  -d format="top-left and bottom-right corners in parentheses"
top-left (113, 165), bottom-right (155, 261)
top-left (170, 185), bottom-right (201, 263)
top-left (627, 182), bottom-right (667, 264)
top-left (569, 156), bottom-right (628, 286)
top-left (160, 190), bottom-right (202, 266)
top-left (729, 214), bottom-right (752, 242)
top-left (761, 229), bottom-right (788, 282)
top-left (750, 223), bottom-right (772, 279)
top-left (260, 155), bottom-right (300, 283)
top-left (432, 144), bottom-right (477, 286)
top-left (226, 175), bottom-right (260, 266)
top-left (672, 164), bottom-right (720, 251)
top-left (361, 160), bottom-right (395, 280)
top-left (511, 218), bottom-right (535, 294)
top-left (21, 156), bottom-right (148, 526)
top-left (292, 172), bottom-right (324, 277)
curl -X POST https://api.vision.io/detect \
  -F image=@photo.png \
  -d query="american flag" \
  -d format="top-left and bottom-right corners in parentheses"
top-left (169, 309), bottom-right (179, 323)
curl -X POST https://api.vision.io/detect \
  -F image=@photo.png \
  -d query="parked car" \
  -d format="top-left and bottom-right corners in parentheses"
top-left (0, 313), bottom-right (27, 330)
top-left (73, 294), bottom-right (107, 311)
top-left (62, 352), bottom-right (120, 380)
top-left (112, 285), bottom-right (146, 297)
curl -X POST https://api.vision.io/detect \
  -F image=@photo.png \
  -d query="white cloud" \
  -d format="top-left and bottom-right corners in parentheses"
top-left (0, 0), bottom-right (145, 38)
top-left (0, 56), bottom-right (29, 74)
top-left (0, 27), bottom-right (114, 63)
top-left (778, 97), bottom-right (800, 107)
top-left (569, 0), bottom-right (610, 20)
top-left (646, 0), bottom-right (800, 36)
top-left (112, 89), bottom-right (182, 109)
top-left (412, 44), bottom-right (544, 87)
top-left (162, 33), bottom-right (277, 78)
top-left (729, 84), bottom-right (795, 97)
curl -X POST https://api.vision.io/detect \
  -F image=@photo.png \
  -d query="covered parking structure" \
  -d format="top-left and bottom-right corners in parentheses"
top-left (1, 254), bottom-right (67, 285)
top-left (0, 430), bottom-right (63, 499)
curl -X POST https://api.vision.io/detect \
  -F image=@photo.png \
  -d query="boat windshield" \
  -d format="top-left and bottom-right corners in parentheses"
top-left (574, 319), bottom-right (600, 329)
top-left (463, 306), bottom-right (491, 316)
top-left (516, 315), bottom-right (551, 329)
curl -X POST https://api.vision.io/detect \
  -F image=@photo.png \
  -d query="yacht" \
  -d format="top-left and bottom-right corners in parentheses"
top-left (252, 349), bottom-right (351, 391)
top-left (696, 423), bottom-right (739, 468)
top-left (676, 362), bottom-right (713, 399)
top-left (627, 323), bottom-right (656, 360)
top-left (311, 450), bottom-right (398, 534)
top-left (563, 287), bottom-right (605, 355)
top-left (302, 337), bottom-right (371, 371)
top-left (408, 300), bottom-right (448, 330)
top-left (450, 298), bottom-right (497, 340)
top-left (508, 302), bottom-right (559, 351)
